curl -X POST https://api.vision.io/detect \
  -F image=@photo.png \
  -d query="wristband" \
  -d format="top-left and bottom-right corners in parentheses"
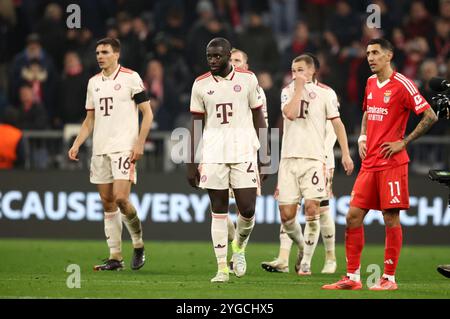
top-left (358, 135), bottom-right (367, 143)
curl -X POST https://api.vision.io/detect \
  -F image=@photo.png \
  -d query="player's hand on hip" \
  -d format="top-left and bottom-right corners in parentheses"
top-left (68, 145), bottom-right (79, 161)
top-left (130, 143), bottom-right (144, 163)
top-left (380, 140), bottom-right (406, 159)
top-left (342, 155), bottom-right (354, 175)
top-left (358, 141), bottom-right (367, 160)
top-left (187, 163), bottom-right (200, 188)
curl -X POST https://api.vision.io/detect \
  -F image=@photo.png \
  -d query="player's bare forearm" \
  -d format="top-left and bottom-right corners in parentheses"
top-left (331, 117), bottom-right (354, 175)
top-left (360, 112), bottom-right (367, 136)
top-left (331, 118), bottom-right (350, 157)
top-left (187, 114), bottom-right (204, 188)
top-left (190, 114), bottom-right (204, 164)
top-left (73, 111), bottom-right (94, 148)
top-left (282, 90), bottom-right (303, 120)
top-left (403, 108), bottom-right (438, 146)
top-left (136, 101), bottom-right (153, 147)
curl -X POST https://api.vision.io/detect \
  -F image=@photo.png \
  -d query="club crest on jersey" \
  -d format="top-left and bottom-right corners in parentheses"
top-left (95, 88), bottom-right (100, 92)
top-left (201, 175), bottom-right (207, 183)
top-left (114, 84), bottom-right (121, 91)
top-left (233, 84), bottom-right (242, 92)
top-left (308, 91), bottom-right (317, 99)
top-left (384, 90), bottom-right (391, 103)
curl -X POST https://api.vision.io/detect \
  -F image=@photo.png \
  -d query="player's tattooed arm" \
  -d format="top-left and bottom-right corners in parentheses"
top-left (187, 114), bottom-right (204, 188)
top-left (380, 108), bottom-right (438, 158)
top-left (403, 108), bottom-right (438, 146)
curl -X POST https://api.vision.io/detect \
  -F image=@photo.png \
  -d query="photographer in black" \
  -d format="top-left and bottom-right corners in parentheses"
top-left (428, 77), bottom-right (450, 279)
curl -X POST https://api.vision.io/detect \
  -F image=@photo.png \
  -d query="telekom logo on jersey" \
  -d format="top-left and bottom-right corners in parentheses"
top-left (216, 103), bottom-right (233, 124)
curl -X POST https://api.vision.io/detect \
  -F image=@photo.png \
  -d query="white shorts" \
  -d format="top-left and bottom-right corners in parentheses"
top-left (277, 158), bottom-right (327, 205)
top-left (90, 151), bottom-right (137, 184)
top-left (199, 162), bottom-right (259, 190)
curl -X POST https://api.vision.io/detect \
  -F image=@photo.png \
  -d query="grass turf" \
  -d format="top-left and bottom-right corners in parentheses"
top-left (0, 239), bottom-right (449, 299)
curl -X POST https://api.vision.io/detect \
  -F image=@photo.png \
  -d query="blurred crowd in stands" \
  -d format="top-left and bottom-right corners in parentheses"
top-left (0, 0), bottom-right (449, 136)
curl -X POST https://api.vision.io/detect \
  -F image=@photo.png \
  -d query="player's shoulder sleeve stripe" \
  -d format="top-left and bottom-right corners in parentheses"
top-left (394, 74), bottom-right (417, 96)
top-left (394, 73), bottom-right (418, 95)
top-left (369, 74), bottom-right (377, 79)
top-left (317, 82), bottom-right (331, 90)
top-left (190, 110), bottom-right (205, 115)
top-left (120, 66), bottom-right (135, 74)
top-left (195, 72), bottom-right (212, 82)
top-left (235, 67), bottom-right (254, 75)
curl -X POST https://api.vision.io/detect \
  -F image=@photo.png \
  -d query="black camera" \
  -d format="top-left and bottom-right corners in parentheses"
top-left (431, 94), bottom-right (450, 119)
top-left (429, 77), bottom-right (450, 119)
top-left (428, 170), bottom-right (450, 207)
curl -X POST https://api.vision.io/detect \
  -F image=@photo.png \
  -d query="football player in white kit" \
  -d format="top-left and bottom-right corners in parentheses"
top-left (268, 54), bottom-right (353, 276)
top-left (226, 48), bottom-right (269, 258)
top-left (261, 54), bottom-right (341, 274)
top-left (68, 38), bottom-right (153, 271)
top-left (187, 38), bottom-right (269, 283)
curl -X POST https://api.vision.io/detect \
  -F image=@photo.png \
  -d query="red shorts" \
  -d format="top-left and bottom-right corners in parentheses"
top-left (350, 164), bottom-right (409, 211)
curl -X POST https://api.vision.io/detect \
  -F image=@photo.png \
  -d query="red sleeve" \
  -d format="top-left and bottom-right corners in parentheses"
top-left (402, 82), bottom-right (430, 115)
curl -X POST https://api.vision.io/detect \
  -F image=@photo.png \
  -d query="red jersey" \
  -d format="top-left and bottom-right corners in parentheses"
top-left (362, 71), bottom-right (430, 171)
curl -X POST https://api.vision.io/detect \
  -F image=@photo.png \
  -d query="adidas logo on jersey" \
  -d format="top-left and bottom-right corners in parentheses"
top-left (324, 234), bottom-right (334, 239)
top-left (390, 196), bottom-right (401, 204)
top-left (305, 240), bottom-right (315, 246)
top-left (368, 92), bottom-right (373, 99)
top-left (214, 244), bottom-right (226, 249)
top-left (207, 90), bottom-right (214, 95)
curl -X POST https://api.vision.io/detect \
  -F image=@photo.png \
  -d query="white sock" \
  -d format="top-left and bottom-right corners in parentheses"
top-left (122, 213), bottom-right (144, 248)
top-left (383, 273), bottom-right (396, 283)
top-left (279, 224), bottom-right (293, 261)
top-left (227, 215), bottom-right (235, 242)
top-left (302, 215), bottom-right (320, 266)
top-left (104, 209), bottom-right (123, 259)
top-left (347, 268), bottom-right (361, 282)
top-left (211, 212), bottom-right (228, 269)
top-left (282, 218), bottom-right (304, 251)
top-left (235, 214), bottom-right (255, 250)
top-left (320, 206), bottom-right (335, 261)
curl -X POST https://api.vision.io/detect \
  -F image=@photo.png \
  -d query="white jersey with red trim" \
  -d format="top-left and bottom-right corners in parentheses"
top-left (320, 83), bottom-right (339, 169)
top-left (85, 65), bottom-right (145, 155)
top-left (190, 66), bottom-right (263, 163)
top-left (280, 81), bottom-right (340, 163)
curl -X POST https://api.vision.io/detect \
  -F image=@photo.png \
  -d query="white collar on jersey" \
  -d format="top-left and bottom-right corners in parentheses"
top-left (212, 65), bottom-right (235, 81)
top-left (102, 64), bottom-right (121, 81)
top-left (376, 78), bottom-right (390, 88)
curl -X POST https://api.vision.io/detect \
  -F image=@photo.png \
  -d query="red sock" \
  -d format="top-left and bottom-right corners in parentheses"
top-left (345, 226), bottom-right (364, 274)
top-left (384, 225), bottom-right (402, 276)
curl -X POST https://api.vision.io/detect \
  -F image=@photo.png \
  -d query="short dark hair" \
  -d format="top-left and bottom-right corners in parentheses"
top-left (207, 37), bottom-right (232, 53)
top-left (96, 37), bottom-right (121, 52)
top-left (303, 52), bottom-right (320, 70)
top-left (367, 38), bottom-right (394, 52)
top-left (293, 54), bottom-right (315, 68)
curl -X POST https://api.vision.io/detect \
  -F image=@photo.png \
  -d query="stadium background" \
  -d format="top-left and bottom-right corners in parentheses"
top-left (0, 0), bottom-right (449, 300)
top-left (1, 0), bottom-right (449, 242)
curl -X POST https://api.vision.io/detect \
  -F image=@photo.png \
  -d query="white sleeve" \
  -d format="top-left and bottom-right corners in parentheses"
top-left (130, 72), bottom-right (145, 98)
top-left (85, 79), bottom-right (94, 110)
top-left (249, 73), bottom-right (263, 109)
top-left (325, 90), bottom-right (340, 119)
top-left (189, 81), bottom-right (205, 114)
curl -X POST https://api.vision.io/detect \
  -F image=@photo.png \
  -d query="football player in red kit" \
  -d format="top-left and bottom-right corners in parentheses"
top-left (322, 38), bottom-right (438, 291)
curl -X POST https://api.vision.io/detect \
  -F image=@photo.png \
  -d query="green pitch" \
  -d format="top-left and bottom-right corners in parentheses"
top-left (0, 239), bottom-right (449, 299)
